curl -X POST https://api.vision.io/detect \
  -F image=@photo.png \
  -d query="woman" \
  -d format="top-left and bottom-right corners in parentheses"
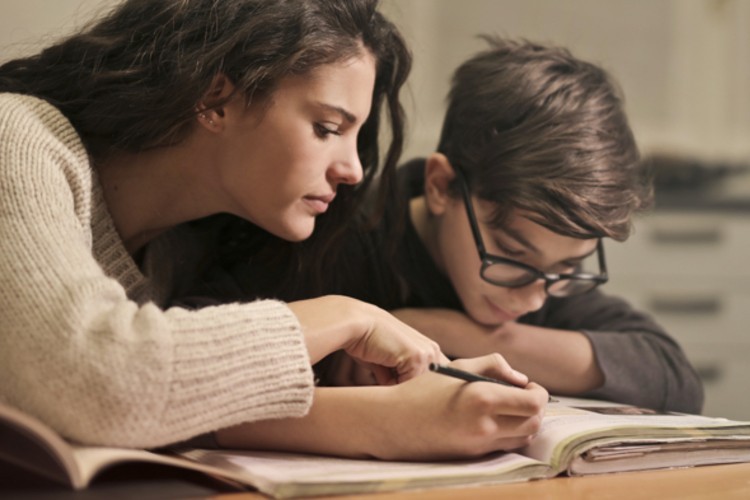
top-left (0, 0), bottom-right (546, 458)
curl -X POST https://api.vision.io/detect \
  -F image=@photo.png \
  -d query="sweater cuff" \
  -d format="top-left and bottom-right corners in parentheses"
top-left (160, 299), bottom-right (314, 441)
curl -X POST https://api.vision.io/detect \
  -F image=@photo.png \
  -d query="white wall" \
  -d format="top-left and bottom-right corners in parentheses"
top-left (0, 0), bottom-right (119, 60)
top-left (2, 0), bottom-right (749, 164)
top-left (381, 0), bottom-right (750, 165)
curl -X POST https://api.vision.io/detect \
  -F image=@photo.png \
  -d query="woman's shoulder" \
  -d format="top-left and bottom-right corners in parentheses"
top-left (0, 93), bottom-right (94, 224)
top-left (0, 93), bottom-right (85, 154)
top-left (0, 93), bottom-right (89, 179)
top-left (1, 92), bottom-right (60, 125)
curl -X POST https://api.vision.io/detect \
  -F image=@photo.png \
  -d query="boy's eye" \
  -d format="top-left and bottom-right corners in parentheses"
top-left (493, 240), bottom-right (525, 258)
top-left (554, 263), bottom-right (578, 274)
top-left (314, 122), bottom-right (341, 138)
top-left (502, 247), bottom-right (525, 259)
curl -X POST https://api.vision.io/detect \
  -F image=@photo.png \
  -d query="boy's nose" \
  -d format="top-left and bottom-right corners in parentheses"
top-left (509, 279), bottom-right (548, 315)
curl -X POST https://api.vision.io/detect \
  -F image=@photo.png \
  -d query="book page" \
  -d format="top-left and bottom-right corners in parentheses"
top-left (520, 397), bottom-right (750, 474)
top-left (69, 446), bottom-right (218, 488)
top-left (571, 441), bottom-right (750, 475)
top-left (179, 449), bottom-right (550, 498)
top-left (0, 402), bottom-right (79, 487)
top-left (0, 402), bottom-right (249, 490)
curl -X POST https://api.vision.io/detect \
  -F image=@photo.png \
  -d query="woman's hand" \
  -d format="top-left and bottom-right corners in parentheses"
top-left (289, 295), bottom-right (447, 384)
top-left (373, 354), bottom-right (547, 459)
top-left (217, 353), bottom-right (548, 460)
top-left (318, 351), bottom-right (378, 386)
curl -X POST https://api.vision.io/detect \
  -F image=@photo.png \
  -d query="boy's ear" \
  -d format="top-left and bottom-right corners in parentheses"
top-left (424, 152), bottom-right (458, 216)
top-left (195, 73), bottom-right (237, 131)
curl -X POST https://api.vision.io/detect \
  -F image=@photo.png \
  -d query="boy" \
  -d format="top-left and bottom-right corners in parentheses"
top-left (326, 37), bottom-right (703, 413)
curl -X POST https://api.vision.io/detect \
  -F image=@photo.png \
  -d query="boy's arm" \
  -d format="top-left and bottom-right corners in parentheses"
top-left (392, 290), bottom-right (704, 413)
top-left (545, 291), bottom-right (704, 413)
top-left (391, 308), bottom-right (603, 394)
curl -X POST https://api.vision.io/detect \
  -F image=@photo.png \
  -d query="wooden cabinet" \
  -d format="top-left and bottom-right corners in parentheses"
top-left (605, 211), bottom-right (750, 420)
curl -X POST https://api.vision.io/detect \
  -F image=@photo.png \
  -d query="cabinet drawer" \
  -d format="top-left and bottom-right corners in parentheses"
top-left (603, 210), bottom-right (750, 421)
top-left (606, 212), bottom-right (750, 277)
top-left (679, 342), bottom-right (750, 420)
top-left (603, 278), bottom-right (750, 344)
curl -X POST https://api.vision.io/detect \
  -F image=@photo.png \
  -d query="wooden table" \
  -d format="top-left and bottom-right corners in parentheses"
top-left (3, 460), bottom-right (750, 499)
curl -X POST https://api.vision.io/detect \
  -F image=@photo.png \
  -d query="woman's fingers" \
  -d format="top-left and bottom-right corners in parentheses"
top-left (344, 302), bottom-right (446, 382)
top-left (375, 361), bottom-right (548, 460)
top-left (452, 352), bottom-right (530, 388)
top-left (290, 296), bottom-right (446, 377)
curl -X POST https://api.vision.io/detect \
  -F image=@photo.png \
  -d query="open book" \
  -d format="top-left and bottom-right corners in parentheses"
top-left (3, 397), bottom-right (750, 498)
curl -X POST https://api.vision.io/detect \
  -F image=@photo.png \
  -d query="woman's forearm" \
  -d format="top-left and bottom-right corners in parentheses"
top-left (216, 359), bottom-right (549, 461)
top-left (288, 296), bottom-right (366, 364)
top-left (216, 386), bottom-right (390, 458)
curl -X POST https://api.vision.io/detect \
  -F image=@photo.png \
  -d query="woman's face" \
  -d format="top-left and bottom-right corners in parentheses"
top-left (436, 196), bottom-right (599, 326)
top-left (214, 50), bottom-right (376, 241)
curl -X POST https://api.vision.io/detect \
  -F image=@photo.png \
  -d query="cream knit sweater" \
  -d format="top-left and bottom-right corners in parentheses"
top-left (0, 93), bottom-right (314, 448)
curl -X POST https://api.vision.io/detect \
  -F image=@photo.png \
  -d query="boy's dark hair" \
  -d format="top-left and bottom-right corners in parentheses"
top-left (437, 36), bottom-right (652, 241)
top-left (0, 0), bottom-right (411, 292)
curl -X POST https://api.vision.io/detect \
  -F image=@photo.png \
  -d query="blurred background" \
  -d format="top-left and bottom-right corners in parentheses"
top-left (2, 0), bottom-right (749, 418)
top-left (384, 0), bottom-right (750, 165)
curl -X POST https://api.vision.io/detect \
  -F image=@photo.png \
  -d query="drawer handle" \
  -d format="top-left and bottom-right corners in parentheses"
top-left (648, 297), bottom-right (722, 314)
top-left (649, 228), bottom-right (721, 244)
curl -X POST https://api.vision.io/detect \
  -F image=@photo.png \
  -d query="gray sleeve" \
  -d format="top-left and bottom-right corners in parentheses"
top-left (522, 291), bottom-right (704, 414)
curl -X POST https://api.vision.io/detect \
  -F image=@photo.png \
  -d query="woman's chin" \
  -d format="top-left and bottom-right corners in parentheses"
top-left (274, 221), bottom-right (316, 242)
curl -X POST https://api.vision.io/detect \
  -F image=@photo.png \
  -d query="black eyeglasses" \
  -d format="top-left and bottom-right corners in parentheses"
top-left (455, 170), bottom-right (608, 297)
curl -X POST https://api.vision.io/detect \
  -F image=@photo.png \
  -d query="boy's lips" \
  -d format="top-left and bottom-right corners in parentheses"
top-left (484, 297), bottom-right (519, 322)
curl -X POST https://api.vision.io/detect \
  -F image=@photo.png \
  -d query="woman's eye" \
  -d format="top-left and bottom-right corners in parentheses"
top-left (314, 123), bottom-right (341, 138)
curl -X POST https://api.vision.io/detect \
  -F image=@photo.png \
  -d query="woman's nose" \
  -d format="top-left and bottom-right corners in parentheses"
top-left (328, 141), bottom-right (364, 186)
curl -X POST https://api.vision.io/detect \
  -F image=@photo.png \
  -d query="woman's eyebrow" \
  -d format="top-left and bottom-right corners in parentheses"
top-left (316, 101), bottom-right (357, 123)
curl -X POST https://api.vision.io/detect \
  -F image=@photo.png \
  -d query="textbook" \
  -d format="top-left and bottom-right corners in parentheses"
top-left (3, 398), bottom-right (750, 498)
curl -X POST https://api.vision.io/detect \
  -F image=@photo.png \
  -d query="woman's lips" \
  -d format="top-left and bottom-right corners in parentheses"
top-left (303, 193), bottom-right (336, 214)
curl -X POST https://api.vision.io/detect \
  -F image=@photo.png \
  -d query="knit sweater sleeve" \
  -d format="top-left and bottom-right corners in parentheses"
top-left (0, 94), bottom-right (314, 448)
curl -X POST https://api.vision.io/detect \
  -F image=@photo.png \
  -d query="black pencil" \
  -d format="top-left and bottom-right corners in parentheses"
top-left (428, 363), bottom-right (556, 402)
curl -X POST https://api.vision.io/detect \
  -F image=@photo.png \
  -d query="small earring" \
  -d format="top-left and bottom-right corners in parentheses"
top-left (198, 112), bottom-right (215, 126)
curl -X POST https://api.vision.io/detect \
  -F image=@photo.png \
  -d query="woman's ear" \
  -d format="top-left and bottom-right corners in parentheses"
top-left (424, 152), bottom-right (458, 216)
top-left (195, 73), bottom-right (237, 131)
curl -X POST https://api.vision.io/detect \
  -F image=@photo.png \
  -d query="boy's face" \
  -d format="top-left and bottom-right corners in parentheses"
top-left (433, 196), bottom-right (599, 327)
